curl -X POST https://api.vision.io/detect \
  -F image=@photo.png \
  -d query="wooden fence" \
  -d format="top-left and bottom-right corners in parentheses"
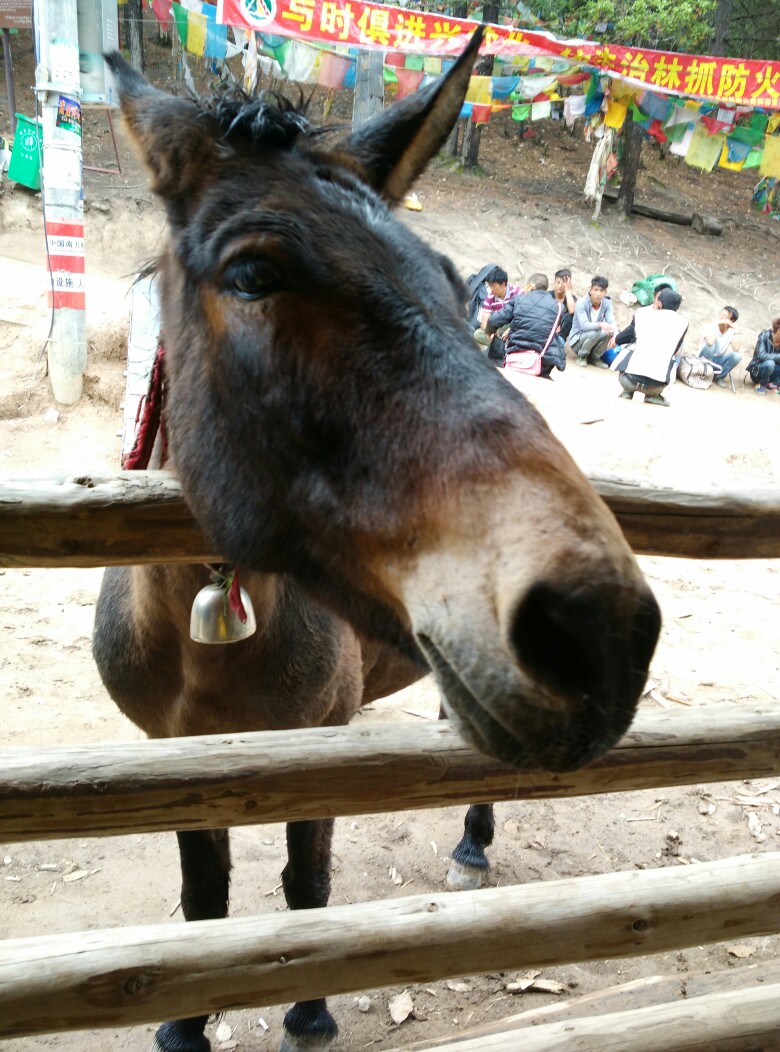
top-left (1, 471), bottom-right (779, 1049)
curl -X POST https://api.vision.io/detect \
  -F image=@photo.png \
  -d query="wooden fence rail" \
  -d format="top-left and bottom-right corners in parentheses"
top-left (1, 472), bottom-right (779, 565)
top-left (391, 981), bottom-right (780, 1052)
top-left (2, 702), bottom-right (779, 842)
top-left (1, 853), bottom-right (778, 1038)
top-left (2, 472), bottom-right (779, 1047)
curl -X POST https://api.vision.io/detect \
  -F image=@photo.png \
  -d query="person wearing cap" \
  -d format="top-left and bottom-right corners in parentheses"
top-left (698, 306), bottom-right (742, 388)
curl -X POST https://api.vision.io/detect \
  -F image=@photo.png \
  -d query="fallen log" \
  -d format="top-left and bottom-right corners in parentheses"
top-left (601, 189), bottom-right (722, 234)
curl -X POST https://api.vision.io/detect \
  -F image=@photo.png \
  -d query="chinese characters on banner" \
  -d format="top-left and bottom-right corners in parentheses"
top-left (216, 0), bottom-right (780, 110)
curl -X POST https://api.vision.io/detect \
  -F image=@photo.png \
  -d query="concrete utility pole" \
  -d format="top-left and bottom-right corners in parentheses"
top-left (33, 0), bottom-right (87, 405)
top-left (352, 49), bottom-right (384, 129)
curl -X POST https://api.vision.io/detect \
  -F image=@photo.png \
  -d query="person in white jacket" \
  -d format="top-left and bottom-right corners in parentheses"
top-left (612, 288), bottom-right (688, 407)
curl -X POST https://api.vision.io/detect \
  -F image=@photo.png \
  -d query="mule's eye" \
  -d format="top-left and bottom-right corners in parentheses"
top-left (222, 258), bottom-right (282, 300)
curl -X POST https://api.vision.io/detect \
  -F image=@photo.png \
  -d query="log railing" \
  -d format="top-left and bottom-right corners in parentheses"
top-left (2, 702), bottom-right (779, 842)
top-left (1, 474), bottom-right (779, 1045)
top-left (1, 472), bottom-right (779, 565)
top-left (2, 854), bottom-right (778, 1037)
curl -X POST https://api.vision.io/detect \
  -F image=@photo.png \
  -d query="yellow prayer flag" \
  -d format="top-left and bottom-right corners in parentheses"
top-left (465, 76), bottom-right (492, 105)
top-left (186, 10), bottom-right (207, 56)
top-left (759, 135), bottom-right (780, 179)
top-left (685, 125), bottom-right (724, 172)
top-left (605, 99), bottom-right (627, 129)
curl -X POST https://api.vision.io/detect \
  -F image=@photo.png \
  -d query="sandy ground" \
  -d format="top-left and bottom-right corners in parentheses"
top-left (2, 34), bottom-right (780, 1052)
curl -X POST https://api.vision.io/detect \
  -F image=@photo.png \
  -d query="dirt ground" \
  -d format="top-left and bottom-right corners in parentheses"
top-left (2, 31), bottom-right (780, 1052)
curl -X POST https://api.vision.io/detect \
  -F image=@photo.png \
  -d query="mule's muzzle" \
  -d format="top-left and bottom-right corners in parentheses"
top-left (416, 581), bottom-right (661, 773)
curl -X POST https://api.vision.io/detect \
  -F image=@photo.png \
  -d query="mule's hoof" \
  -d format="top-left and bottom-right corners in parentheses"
top-left (446, 860), bottom-right (486, 890)
top-left (152, 1020), bottom-right (211, 1052)
top-left (279, 1033), bottom-right (336, 1051)
top-left (280, 1000), bottom-right (337, 1051)
top-left (152, 1038), bottom-right (210, 1052)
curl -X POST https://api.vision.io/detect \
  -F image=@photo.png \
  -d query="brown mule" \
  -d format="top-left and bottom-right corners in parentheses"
top-left (94, 31), bottom-right (661, 1052)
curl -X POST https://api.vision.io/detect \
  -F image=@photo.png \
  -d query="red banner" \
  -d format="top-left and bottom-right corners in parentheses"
top-left (217, 0), bottom-right (780, 109)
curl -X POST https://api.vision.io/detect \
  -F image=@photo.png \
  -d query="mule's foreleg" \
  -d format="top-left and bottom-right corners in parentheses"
top-left (153, 829), bottom-right (232, 1052)
top-left (280, 819), bottom-right (338, 1052)
top-left (447, 803), bottom-right (495, 890)
top-left (436, 705), bottom-right (495, 890)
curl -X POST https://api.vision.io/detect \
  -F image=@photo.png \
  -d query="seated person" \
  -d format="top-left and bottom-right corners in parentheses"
top-left (552, 268), bottom-right (576, 341)
top-left (473, 266), bottom-right (523, 351)
top-left (746, 318), bottom-right (780, 394)
top-left (612, 288), bottom-right (688, 407)
top-left (569, 275), bottom-right (616, 367)
top-left (486, 272), bottom-right (565, 379)
top-left (699, 306), bottom-right (742, 387)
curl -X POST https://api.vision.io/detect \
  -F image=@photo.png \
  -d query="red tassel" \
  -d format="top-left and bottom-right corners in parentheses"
top-left (228, 569), bottom-right (248, 623)
top-left (123, 344), bottom-right (167, 470)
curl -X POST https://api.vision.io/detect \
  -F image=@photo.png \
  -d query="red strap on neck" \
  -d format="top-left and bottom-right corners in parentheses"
top-left (122, 343), bottom-right (167, 470)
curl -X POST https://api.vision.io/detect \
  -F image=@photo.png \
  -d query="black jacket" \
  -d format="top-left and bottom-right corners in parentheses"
top-left (488, 289), bottom-right (565, 370)
top-left (748, 329), bottom-right (780, 379)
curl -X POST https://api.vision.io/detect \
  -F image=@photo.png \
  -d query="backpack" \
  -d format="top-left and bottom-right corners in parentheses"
top-left (630, 274), bottom-right (678, 307)
top-left (677, 354), bottom-right (715, 389)
top-left (465, 263), bottom-right (499, 330)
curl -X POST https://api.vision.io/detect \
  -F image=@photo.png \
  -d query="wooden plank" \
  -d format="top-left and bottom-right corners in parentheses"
top-left (1, 854), bottom-right (778, 1038)
top-left (391, 981), bottom-right (780, 1051)
top-left (0, 472), bottom-right (217, 567)
top-left (1, 702), bottom-right (779, 841)
top-left (401, 961), bottom-right (780, 1047)
top-left (0, 472), bottom-right (779, 567)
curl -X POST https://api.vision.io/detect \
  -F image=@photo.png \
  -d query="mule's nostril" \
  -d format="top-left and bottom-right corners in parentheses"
top-left (509, 582), bottom-right (607, 700)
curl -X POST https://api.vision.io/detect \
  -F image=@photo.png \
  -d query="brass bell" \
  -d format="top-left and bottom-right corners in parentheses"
top-left (190, 582), bottom-right (257, 644)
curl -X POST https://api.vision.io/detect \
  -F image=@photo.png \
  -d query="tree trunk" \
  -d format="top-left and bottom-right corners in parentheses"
top-left (444, 121), bottom-right (461, 157)
top-left (125, 0), bottom-right (144, 72)
top-left (711, 0), bottom-right (733, 55)
top-left (617, 113), bottom-right (643, 216)
top-left (460, 3), bottom-right (497, 170)
top-left (444, 2), bottom-right (468, 157)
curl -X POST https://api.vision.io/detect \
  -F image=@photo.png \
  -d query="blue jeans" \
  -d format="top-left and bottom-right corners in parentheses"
top-left (750, 360), bottom-right (780, 386)
top-left (700, 347), bottom-right (741, 380)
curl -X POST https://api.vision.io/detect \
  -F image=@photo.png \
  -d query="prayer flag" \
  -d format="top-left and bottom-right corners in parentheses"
top-left (759, 135), bottom-right (780, 178)
top-left (395, 68), bottom-right (425, 99)
top-left (318, 52), bottom-right (351, 89)
top-left (685, 125), bottom-right (725, 171)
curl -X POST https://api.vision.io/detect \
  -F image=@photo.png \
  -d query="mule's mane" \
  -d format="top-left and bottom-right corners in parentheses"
top-left (203, 89), bottom-right (334, 151)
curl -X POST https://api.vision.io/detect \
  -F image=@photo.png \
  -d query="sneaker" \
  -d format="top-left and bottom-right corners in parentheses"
top-left (645, 394), bottom-right (670, 407)
top-left (593, 359), bottom-right (610, 370)
top-left (575, 357), bottom-right (588, 367)
top-left (714, 378), bottom-right (728, 388)
top-left (756, 386), bottom-right (769, 394)
top-left (768, 383), bottom-right (779, 390)
top-left (619, 390), bottom-right (633, 400)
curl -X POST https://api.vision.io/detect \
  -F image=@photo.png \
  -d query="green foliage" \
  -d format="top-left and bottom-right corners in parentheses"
top-left (530, 0), bottom-right (717, 52)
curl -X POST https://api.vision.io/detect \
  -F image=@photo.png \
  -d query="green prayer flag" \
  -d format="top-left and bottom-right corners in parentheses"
top-left (742, 147), bottom-right (763, 169)
top-left (171, 2), bottom-right (188, 47)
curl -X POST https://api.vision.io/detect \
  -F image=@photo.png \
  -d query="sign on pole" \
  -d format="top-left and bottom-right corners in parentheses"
top-left (0, 2), bottom-right (32, 30)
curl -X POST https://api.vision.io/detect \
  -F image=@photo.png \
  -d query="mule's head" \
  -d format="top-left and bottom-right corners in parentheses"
top-left (106, 35), bottom-right (660, 772)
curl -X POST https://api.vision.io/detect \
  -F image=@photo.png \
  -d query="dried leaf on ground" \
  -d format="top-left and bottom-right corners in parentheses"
top-left (389, 990), bottom-right (414, 1024)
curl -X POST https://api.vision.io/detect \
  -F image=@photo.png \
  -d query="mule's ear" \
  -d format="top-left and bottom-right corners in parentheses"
top-left (104, 51), bottom-right (215, 199)
top-left (341, 28), bottom-right (484, 203)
